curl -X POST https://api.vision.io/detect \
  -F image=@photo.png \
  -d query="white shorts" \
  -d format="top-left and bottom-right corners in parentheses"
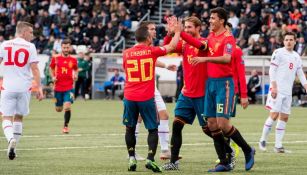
top-left (0, 90), bottom-right (31, 116)
top-left (265, 92), bottom-right (292, 115)
top-left (154, 88), bottom-right (166, 112)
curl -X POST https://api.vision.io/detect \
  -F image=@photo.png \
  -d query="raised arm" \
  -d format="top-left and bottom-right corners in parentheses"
top-left (180, 31), bottom-right (207, 51)
top-left (163, 19), bottom-right (182, 53)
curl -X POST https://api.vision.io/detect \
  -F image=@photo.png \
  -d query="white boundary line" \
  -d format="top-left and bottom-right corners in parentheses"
top-left (0, 140), bottom-right (306, 152)
top-left (1, 132), bottom-right (306, 138)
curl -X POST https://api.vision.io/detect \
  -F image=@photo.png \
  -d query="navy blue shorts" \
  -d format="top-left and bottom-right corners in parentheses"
top-left (54, 89), bottom-right (74, 107)
top-left (204, 77), bottom-right (235, 119)
top-left (123, 98), bottom-right (159, 130)
top-left (174, 93), bottom-right (206, 126)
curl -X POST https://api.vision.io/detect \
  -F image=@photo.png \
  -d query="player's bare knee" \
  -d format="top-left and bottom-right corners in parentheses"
top-left (64, 107), bottom-right (71, 112)
top-left (270, 112), bottom-right (279, 121)
top-left (137, 115), bottom-right (143, 123)
top-left (14, 115), bottom-right (23, 122)
top-left (56, 107), bottom-right (63, 112)
top-left (158, 110), bottom-right (169, 120)
top-left (207, 119), bottom-right (218, 130)
top-left (2, 116), bottom-right (13, 122)
top-left (279, 113), bottom-right (289, 122)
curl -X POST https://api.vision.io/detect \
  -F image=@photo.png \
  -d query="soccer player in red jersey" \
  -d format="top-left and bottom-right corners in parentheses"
top-left (123, 20), bottom-right (181, 172)
top-left (226, 23), bottom-right (248, 111)
top-left (132, 21), bottom-right (179, 161)
top-left (50, 39), bottom-right (78, 134)
top-left (191, 7), bottom-right (255, 172)
top-left (162, 16), bottom-right (212, 170)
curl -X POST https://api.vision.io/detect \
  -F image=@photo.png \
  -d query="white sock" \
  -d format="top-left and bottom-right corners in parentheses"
top-left (13, 122), bottom-right (23, 143)
top-left (2, 120), bottom-right (14, 142)
top-left (135, 122), bottom-right (141, 144)
top-left (260, 117), bottom-right (274, 142)
top-left (275, 120), bottom-right (286, 148)
top-left (158, 120), bottom-right (170, 151)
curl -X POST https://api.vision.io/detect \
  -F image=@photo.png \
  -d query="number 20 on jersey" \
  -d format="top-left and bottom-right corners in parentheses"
top-left (126, 58), bottom-right (153, 82)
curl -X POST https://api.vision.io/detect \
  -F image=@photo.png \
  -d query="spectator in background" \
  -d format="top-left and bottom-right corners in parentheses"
top-left (84, 53), bottom-right (92, 99)
top-left (247, 10), bottom-right (261, 34)
top-left (104, 69), bottom-right (125, 100)
top-left (48, 0), bottom-right (60, 16)
top-left (89, 35), bottom-right (102, 53)
top-left (200, 23), bottom-right (209, 38)
top-left (148, 0), bottom-right (157, 15)
top-left (129, 0), bottom-right (140, 20)
top-left (193, 0), bottom-right (203, 18)
top-left (292, 77), bottom-right (305, 106)
top-left (114, 24), bottom-right (127, 44)
top-left (99, 10), bottom-right (110, 26)
top-left (295, 37), bottom-right (306, 56)
top-left (174, 0), bottom-right (184, 17)
top-left (93, 0), bottom-right (102, 14)
top-left (53, 36), bottom-right (62, 53)
top-left (122, 14), bottom-right (132, 29)
top-left (247, 69), bottom-right (261, 104)
top-left (105, 22), bottom-right (117, 43)
top-left (235, 22), bottom-right (249, 48)
top-left (289, 9), bottom-right (302, 24)
top-left (228, 10), bottom-right (239, 34)
top-left (101, 36), bottom-right (112, 53)
top-left (267, 36), bottom-right (280, 55)
top-left (70, 26), bottom-right (83, 45)
top-left (75, 52), bottom-right (90, 99)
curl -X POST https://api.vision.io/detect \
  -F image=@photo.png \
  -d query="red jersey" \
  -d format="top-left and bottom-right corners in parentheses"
top-left (207, 30), bottom-right (235, 78)
top-left (231, 46), bottom-right (247, 98)
top-left (164, 32), bottom-right (208, 98)
top-left (123, 44), bottom-right (167, 101)
top-left (50, 55), bottom-right (78, 92)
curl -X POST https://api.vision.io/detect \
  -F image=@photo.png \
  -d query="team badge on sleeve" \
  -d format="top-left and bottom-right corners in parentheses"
top-left (226, 43), bottom-right (233, 54)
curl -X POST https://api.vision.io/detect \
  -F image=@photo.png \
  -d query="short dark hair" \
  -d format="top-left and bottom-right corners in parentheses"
top-left (210, 7), bottom-right (228, 26)
top-left (62, 38), bottom-right (71, 45)
top-left (226, 22), bottom-right (233, 30)
top-left (139, 21), bottom-right (155, 28)
top-left (283, 31), bottom-right (297, 40)
top-left (135, 26), bottom-right (150, 42)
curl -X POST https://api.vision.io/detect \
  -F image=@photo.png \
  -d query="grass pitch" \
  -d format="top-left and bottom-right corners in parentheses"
top-left (0, 99), bottom-right (307, 175)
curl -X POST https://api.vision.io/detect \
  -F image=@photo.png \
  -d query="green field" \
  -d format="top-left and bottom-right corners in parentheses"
top-left (0, 99), bottom-right (307, 175)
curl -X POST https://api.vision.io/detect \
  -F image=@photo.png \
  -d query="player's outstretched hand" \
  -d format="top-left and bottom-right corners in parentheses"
top-left (52, 76), bottom-right (57, 83)
top-left (36, 87), bottom-right (44, 101)
top-left (167, 64), bottom-right (177, 71)
top-left (167, 16), bottom-right (177, 34)
top-left (190, 57), bottom-right (206, 65)
top-left (240, 98), bottom-right (249, 109)
top-left (174, 18), bottom-right (183, 33)
top-left (271, 87), bottom-right (277, 99)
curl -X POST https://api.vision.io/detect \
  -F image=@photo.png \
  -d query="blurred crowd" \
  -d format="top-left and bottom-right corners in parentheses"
top-left (167, 0), bottom-right (307, 56)
top-left (0, 0), bottom-right (159, 55)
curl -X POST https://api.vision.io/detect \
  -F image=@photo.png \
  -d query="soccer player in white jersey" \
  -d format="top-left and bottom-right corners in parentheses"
top-left (259, 32), bottom-right (307, 153)
top-left (0, 21), bottom-right (44, 160)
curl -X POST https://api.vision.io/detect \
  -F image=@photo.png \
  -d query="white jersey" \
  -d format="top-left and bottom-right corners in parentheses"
top-left (270, 48), bottom-right (303, 96)
top-left (0, 37), bottom-right (38, 92)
